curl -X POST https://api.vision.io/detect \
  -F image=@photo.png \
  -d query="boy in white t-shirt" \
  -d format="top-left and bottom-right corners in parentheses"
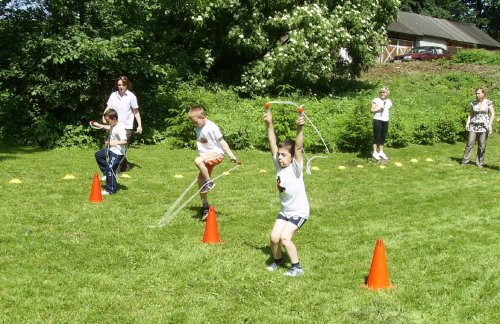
top-left (263, 110), bottom-right (309, 277)
top-left (188, 106), bottom-right (239, 220)
top-left (93, 109), bottom-right (127, 195)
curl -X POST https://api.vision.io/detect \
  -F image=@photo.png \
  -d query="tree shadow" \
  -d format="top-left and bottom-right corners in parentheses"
top-left (0, 145), bottom-right (46, 162)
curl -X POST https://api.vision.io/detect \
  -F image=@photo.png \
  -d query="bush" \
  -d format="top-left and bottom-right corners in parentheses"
top-left (451, 49), bottom-right (500, 65)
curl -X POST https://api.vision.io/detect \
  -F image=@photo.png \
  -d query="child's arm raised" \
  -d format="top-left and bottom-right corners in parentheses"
top-left (264, 112), bottom-right (278, 156)
top-left (294, 115), bottom-right (305, 163)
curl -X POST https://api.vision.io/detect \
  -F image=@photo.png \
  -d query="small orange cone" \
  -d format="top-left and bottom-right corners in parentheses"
top-left (89, 173), bottom-right (103, 203)
top-left (202, 206), bottom-right (221, 243)
top-left (366, 239), bottom-right (390, 289)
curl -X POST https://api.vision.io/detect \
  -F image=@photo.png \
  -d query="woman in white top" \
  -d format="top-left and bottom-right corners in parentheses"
top-left (103, 76), bottom-right (143, 172)
top-left (370, 86), bottom-right (392, 161)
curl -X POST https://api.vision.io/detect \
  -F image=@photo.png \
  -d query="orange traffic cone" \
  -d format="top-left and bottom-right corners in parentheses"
top-left (89, 173), bottom-right (103, 203)
top-left (202, 206), bottom-right (221, 243)
top-left (366, 239), bottom-right (390, 289)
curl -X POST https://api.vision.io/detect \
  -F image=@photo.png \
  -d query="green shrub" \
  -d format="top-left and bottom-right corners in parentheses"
top-left (385, 118), bottom-right (413, 148)
top-left (56, 124), bottom-right (98, 148)
top-left (335, 100), bottom-right (372, 152)
top-left (451, 49), bottom-right (500, 65)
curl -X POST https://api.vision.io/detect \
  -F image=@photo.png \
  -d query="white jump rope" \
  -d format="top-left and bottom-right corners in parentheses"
top-left (152, 163), bottom-right (241, 228)
top-left (265, 101), bottom-right (331, 174)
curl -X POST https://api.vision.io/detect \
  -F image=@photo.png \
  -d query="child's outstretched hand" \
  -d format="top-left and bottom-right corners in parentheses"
top-left (230, 158), bottom-right (241, 165)
top-left (263, 111), bottom-right (272, 124)
top-left (297, 115), bottom-right (305, 127)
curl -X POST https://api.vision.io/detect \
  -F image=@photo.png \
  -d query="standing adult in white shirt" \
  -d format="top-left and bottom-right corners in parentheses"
top-left (103, 76), bottom-right (143, 172)
top-left (371, 86), bottom-right (392, 161)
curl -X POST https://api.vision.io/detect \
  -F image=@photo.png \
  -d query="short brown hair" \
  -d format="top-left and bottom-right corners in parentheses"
top-left (115, 75), bottom-right (130, 88)
top-left (278, 139), bottom-right (295, 157)
top-left (104, 109), bottom-right (118, 120)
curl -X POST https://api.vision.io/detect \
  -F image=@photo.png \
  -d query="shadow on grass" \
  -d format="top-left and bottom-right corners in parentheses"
top-left (0, 145), bottom-right (47, 162)
top-left (449, 156), bottom-right (500, 170)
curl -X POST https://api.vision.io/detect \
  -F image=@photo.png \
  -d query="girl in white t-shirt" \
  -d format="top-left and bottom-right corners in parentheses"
top-left (370, 86), bottom-right (393, 161)
top-left (263, 111), bottom-right (309, 277)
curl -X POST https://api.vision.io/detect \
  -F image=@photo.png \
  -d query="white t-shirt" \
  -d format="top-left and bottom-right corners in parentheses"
top-left (106, 90), bottom-right (139, 130)
top-left (372, 98), bottom-right (392, 122)
top-left (196, 120), bottom-right (224, 156)
top-left (109, 123), bottom-right (127, 156)
top-left (274, 156), bottom-right (310, 219)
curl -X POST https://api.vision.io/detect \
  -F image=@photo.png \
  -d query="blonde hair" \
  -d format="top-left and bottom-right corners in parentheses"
top-left (188, 105), bottom-right (206, 118)
top-left (380, 86), bottom-right (390, 95)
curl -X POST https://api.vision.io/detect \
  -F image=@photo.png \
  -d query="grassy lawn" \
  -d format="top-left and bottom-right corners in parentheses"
top-left (1, 139), bottom-right (499, 322)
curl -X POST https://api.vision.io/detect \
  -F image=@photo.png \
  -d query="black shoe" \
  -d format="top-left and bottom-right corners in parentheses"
top-left (200, 205), bottom-right (210, 221)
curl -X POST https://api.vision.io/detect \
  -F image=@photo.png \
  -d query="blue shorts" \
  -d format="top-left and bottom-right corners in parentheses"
top-left (277, 213), bottom-right (307, 229)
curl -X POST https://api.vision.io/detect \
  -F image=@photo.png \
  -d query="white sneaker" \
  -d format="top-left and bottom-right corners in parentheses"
top-left (378, 152), bottom-right (388, 160)
top-left (284, 267), bottom-right (304, 277)
top-left (101, 190), bottom-right (111, 195)
top-left (372, 151), bottom-right (381, 161)
top-left (101, 175), bottom-right (106, 181)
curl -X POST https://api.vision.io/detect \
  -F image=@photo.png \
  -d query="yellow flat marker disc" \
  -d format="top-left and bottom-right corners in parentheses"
top-left (9, 178), bottom-right (22, 184)
top-left (425, 158), bottom-right (433, 162)
top-left (379, 165), bottom-right (386, 169)
top-left (174, 174), bottom-right (184, 179)
top-left (338, 166), bottom-right (346, 170)
top-left (259, 169), bottom-right (267, 173)
top-left (120, 174), bottom-right (131, 178)
top-left (394, 162), bottom-right (403, 167)
top-left (63, 174), bottom-right (76, 180)
top-left (311, 166), bottom-right (320, 171)
top-left (356, 165), bottom-right (364, 168)
top-left (222, 171), bottom-right (231, 176)
top-left (411, 158), bottom-right (418, 163)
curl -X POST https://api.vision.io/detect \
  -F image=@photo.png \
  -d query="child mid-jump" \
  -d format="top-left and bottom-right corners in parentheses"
top-left (188, 105), bottom-right (239, 220)
top-left (93, 109), bottom-right (127, 195)
top-left (263, 110), bottom-right (309, 277)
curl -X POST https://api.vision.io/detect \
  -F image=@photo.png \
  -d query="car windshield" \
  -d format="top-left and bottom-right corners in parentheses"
top-left (408, 48), bottom-right (427, 54)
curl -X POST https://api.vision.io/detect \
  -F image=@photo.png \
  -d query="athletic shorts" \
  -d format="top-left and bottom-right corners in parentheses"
top-left (277, 213), bottom-right (307, 229)
top-left (201, 152), bottom-right (223, 176)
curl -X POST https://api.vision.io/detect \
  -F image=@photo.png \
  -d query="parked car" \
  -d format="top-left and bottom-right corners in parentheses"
top-left (389, 46), bottom-right (452, 63)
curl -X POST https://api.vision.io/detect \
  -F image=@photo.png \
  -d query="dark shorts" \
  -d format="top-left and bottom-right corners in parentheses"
top-left (277, 213), bottom-right (307, 229)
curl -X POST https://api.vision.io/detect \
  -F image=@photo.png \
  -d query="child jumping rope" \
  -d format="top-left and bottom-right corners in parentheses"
top-left (263, 109), bottom-right (309, 277)
top-left (93, 109), bottom-right (127, 195)
top-left (188, 105), bottom-right (239, 220)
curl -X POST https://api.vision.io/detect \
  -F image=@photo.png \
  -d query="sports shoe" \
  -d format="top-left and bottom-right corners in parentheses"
top-left (266, 262), bottom-right (281, 272)
top-left (372, 151), bottom-right (380, 161)
top-left (101, 175), bottom-right (118, 181)
top-left (200, 180), bottom-right (215, 193)
top-left (101, 190), bottom-right (111, 195)
top-left (200, 205), bottom-right (210, 221)
top-left (378, 151), bottom-right (388, 160)
top-left (284, 267), bottom-right (304, 277)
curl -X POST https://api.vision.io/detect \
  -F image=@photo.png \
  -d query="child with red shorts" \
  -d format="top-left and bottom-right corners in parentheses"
top-left (188, 106), bottom-right (239, 220)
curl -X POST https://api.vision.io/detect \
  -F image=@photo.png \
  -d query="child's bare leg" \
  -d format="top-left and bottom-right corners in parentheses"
top-left (279, 223), bottom-right (300, 264)
top-left (197, 175), bottom-right (209, 205)
top-left (270, 219), bottom-right (287, 259)
top-left (194, 157), bottom-right (210, 181)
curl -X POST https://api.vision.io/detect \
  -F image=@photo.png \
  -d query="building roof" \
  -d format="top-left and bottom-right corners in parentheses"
top-left (388, 11), bottom-right (500, 48)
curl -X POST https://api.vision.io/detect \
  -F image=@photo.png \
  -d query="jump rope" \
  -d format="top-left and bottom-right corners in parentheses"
top-left (151, 101), bottom-right (330, 228)
top-left (265, 101), bottom-right (331, 174)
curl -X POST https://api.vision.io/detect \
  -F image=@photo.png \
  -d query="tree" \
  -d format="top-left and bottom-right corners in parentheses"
top-left (0, 0), bottom-right (400, 146)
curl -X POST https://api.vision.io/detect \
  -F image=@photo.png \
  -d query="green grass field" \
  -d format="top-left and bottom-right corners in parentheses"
top-left (1, 138), bottom-right (499, 322)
